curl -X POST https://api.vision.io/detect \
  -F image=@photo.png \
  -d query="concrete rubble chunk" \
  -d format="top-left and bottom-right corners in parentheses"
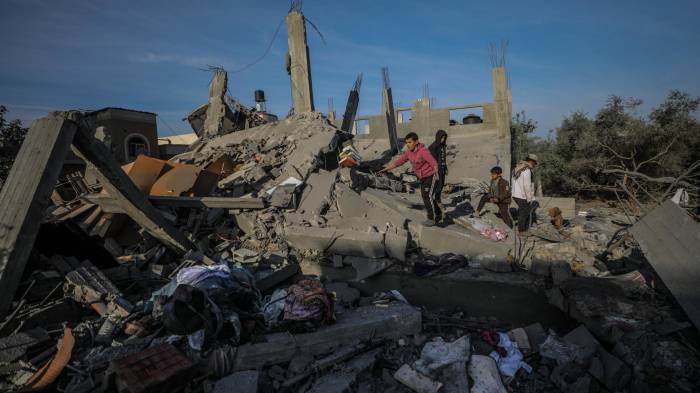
top-left (384, 229), bottom-right (408, 262)
top-left (393, 364), bottom-right (442, 393)
top-left (508, 328), bottom-right (532, 354)
top-left (255, 264), bottom-right (299, 292)
top-left (335, 183), bottom-right (370, 218)
top-left (213, 370), bottom-right (258, 393)
top-left (233, 302), bottom-right (420, 370)
top-left (347, 256), bottom-right (393, 281)
top-left (297, 170), bottom-right (337, 216)
top-left (325, 282), bottom-right (360, 305)
top-left (285, 225), bottom-right (386, 258)
top-left (523, 323), bottom-right (547, 354)
top-left (563, 325), bottom-right (600, 360)
top-left (629, 199), bottom-right (700, 329)
top-left (469, 354), bottom-right (507, 393)
top-left (0, 328), bottom-right (50, 363)
top-left (233, 248), bottom-right (260, 264)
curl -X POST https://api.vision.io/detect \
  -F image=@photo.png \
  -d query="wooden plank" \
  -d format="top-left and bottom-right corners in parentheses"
top-left (84, 193), bottom-right (125, 214)
top-left (89, 213), bottom-right (113, 238)
top-left (148, 196), bottom-right (265, 209)
top-left (78, 206), bottom-right (102, 232)
top-left (54, 202), bottom-right (95, 223)
top-left (0, 115), bottom-right (77, 317)
top-left (630, 200), bottom-right (700, 329)
top-left (67, 112), bottom-right (193, 255)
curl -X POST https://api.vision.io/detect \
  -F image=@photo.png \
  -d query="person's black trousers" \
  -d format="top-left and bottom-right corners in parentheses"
top-left (477, 194), bottom-right (513, 228)
top-left (420, 175), bottom-right (442, 222)
top-left (514, 197), bottom-right (533, 232)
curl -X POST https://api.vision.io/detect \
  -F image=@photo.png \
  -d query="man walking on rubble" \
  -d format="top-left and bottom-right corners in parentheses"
top-left (429, 129), bottom-right (448, 221)
top-left (379, 132), bottom-right (441, 226)
top-left (512, 154), bottom-right (538, 235)
top-left (475, 166), bottom-right (513, 228)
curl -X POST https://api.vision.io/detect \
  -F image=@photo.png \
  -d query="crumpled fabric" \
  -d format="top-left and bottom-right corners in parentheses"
top-left (481, 228), bottom-right (509, 241)
top-left (263, 288), bottom-right (288, 325)
top-left (150, 264), bottom-right (257, 303)
top-left (283, 279), bottom-right (334, 324)
top-left (489, 332), bottom-right (532, 377)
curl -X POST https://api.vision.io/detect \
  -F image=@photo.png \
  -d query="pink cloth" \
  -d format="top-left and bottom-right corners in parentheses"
top-left (392, 143), bottom-right (437, 179)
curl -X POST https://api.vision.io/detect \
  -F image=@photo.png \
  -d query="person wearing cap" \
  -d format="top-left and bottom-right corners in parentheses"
top-left (511, 153), bottom-right (538, 234)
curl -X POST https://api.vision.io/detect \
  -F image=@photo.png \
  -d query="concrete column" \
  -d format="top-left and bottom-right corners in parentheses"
top-left (382, 88), bottom-right (399, 153)
top-left (286, 11), bottom-right (314, 113)
top-left (203, 70), bottom-right (228, 138)
top-left (492, 66), bottom-right (512, 175)
top-left (491, 67), bottom-right (510, 139)
top-left (0, 115), bottom-right (77, 317)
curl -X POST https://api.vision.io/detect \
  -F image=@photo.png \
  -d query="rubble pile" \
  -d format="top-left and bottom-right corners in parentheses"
top-left (1, 95), bottom-right (700, 392)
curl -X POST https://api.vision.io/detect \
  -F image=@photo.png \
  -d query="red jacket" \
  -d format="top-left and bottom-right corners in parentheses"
top-left (391, 143), bottom-right (437, 179)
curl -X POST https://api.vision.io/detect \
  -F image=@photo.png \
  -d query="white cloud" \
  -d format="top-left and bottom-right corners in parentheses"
top-left (128, 52), bottom-right (236, 69)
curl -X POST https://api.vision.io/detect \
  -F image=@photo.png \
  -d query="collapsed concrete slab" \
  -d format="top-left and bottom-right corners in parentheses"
top-left (284, 225), bottom-right (385, 258)
top-left (418, 225), bottom-right (511, 263)
top-left (297, 169), bottom-right (337, 216)
top-left (335, 183), bottom-right (370, 218)
top-left (629, 200), bottom-right (700, 329)
top-left (232, 302), bottom-right (421, 370)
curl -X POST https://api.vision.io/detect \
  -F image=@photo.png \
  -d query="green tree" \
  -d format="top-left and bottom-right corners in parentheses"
top-left (0, 106), bottom-right (28, 186)
top-left (512, 90), bottom-right (700, 203)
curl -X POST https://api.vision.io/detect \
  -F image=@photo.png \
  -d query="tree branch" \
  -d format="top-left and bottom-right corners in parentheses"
top-left (602, 168), bottom-right (698, 189)
top-left (598, 141), bottom-right (633, 161)
top-left (636, 136), bottom-right (678, 171)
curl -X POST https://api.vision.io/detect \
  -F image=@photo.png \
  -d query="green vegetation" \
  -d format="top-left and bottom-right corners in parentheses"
top-left (0, 106), bottom-right (28, 186)
top-left (512, 90), bottom-right (700, 204)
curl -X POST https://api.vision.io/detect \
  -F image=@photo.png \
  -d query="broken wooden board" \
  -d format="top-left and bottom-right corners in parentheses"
top-left (67, 112), bottom-right (194, 255)
top-left (233, 302), bottom-right (421, 370)
top-left (84, 193), bottom-right (125, 214)
top-left (629, 200), bottom-right (700, 329)
top-left (148, 196), bottom-right (265, 209)
top-left (0, 115), bottom-right (77, 317)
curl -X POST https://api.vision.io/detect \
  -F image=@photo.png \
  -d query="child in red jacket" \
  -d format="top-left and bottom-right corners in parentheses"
top-left (379, 132), bottom-right (441, 226)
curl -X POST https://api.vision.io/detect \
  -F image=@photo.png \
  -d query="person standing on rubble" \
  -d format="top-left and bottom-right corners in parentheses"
top-left (475, 166), bottom-right (513, 228)
top-left (379, 132), bottom-right (441, 226)
top-left (511, 154), bottom-right (538, 235)
top-left (429, 129), bottom-right (448, 221)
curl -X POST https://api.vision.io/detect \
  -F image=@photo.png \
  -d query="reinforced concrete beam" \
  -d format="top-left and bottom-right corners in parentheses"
top-left (0, 115), bottom-right (77, 317)
top-left (67, 112), bottom-right (194, 255)
top-left (286, 10), bottom-right (314, 113)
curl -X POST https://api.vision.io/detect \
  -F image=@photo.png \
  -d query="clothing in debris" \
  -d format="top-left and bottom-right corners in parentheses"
top-left (283, 279), bottom-right (335, 326)
top-left (391, 143), bottom-right (437, 180)
top-left (477, 177), bottom-right (513, 228)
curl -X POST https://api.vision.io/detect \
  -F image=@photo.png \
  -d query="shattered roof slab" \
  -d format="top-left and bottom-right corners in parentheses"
top-left (630, 200), bottom-right (700, 329)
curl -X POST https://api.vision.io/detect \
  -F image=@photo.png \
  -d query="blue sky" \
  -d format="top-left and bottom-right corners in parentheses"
top-left (1, 0), bottom-right (699, 137)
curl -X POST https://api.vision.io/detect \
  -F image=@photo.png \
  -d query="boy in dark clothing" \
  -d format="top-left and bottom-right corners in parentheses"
top-left (379, 132), bottom-right (441, 226)
top-left (475, 166), bottom-right (513, 228)
top-left (428, 130), bottom-right (448, 219)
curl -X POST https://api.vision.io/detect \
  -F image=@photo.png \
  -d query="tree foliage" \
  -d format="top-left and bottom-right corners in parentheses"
top-left (0, 106), bottom-right (28, 185)
top-left (512, 90), bottom-right (700, 203)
